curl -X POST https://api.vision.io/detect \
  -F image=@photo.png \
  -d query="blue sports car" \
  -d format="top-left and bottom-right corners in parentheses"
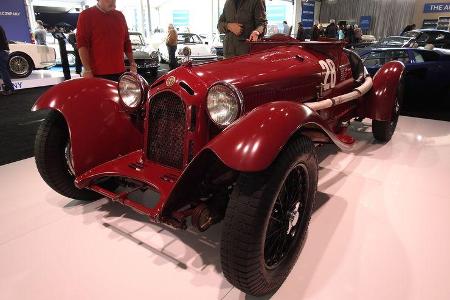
top-left (357, 47), bottom-right (450, 115)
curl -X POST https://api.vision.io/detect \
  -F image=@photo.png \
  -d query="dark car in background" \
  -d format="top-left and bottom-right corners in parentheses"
top-left (126, 32), bottom-right (159, 77)
top-left (402, 29), bottom-right (450, 49)
top-left (358, 47), bottom-right (450, 113)
top-left (369, 36), bottom-right (415, 48)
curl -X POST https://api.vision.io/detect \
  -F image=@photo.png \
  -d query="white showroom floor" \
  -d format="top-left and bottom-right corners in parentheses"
top-left (0, 116), bottom-right (449, 300)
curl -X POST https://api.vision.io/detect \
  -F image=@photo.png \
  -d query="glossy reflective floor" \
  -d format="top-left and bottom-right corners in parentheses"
top-left (0, 116), bottom-right (449, 300)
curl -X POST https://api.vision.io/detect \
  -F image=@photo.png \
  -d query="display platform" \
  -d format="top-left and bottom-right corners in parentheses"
top-left (0, 116), bottom-right (449, 300)
top-left (0, 70), bottom-right (80, 91)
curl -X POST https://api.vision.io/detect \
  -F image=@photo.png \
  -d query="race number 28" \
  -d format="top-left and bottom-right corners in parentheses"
top-left (319, 59), bottom-right (336, 90)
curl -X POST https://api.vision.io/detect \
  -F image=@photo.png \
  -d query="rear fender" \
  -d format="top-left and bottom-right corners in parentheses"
top-left (363, 61), bottom-right (405, 121)
top-left (32, 78), bottom-right (143, 175)
top-left (205, 101), bottom-right (348, 173)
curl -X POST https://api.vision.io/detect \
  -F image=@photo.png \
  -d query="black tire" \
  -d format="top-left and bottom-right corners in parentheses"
top-left (150, 67), bottom-right (158, 77)
top-left (8, 52), bottom-right (33, 78)
top-left (372, 75), bottom-right (405, 142)
top-left (221, 136), bottom-right (318, 296)
top-left (160, 54), bottom-right (166, 63)
top-left (35, 110), bottom-right (102, 201)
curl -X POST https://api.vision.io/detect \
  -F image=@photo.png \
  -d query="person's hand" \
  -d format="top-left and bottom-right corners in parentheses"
top-left (82, 69), bottom-right (94, 78)
top-left (227, 23), bottom-right (243, 36)
top-left (248, 30), bottom-right (260, 42)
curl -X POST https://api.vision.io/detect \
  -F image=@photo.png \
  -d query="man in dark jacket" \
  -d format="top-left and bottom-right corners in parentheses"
top-left (217, 0), bottom-right (267, 58)
top-left (0, 25), bottom-right (15, 96)
top-left (325, 19), bottom-right (338, 39)
top-left (311, 22), bottom-right (320, 41)
top-left (296, 22), bottom-right (305, 41)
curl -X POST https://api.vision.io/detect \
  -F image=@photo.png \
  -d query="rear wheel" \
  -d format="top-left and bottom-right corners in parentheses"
top-left (9, 53), bottom-right (33, 78)
top-left (372, 75), bottom-right (404, 142)
top-left (35, 110), bottom-right (102, 201)
top-left (221, 136), bottom-right (318, 296)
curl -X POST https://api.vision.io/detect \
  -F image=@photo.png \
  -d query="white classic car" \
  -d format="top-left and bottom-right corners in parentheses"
top-left (212, 33), bottom-right (225, 57)
top-left (8, 41), bottom-right (56, 78)
top-left (159, 33), bottom-right (217, 63)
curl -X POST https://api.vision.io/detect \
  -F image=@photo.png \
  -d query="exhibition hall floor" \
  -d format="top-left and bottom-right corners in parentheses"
top-left (0, 116), bottom-right (449, 300)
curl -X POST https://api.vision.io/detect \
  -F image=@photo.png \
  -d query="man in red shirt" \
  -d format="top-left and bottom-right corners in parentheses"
top-left (76, 0), bottom-right (137, 81)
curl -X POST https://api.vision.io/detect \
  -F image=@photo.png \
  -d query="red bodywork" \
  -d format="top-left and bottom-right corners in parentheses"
top-left (33, 36), bottom-right (404, 227)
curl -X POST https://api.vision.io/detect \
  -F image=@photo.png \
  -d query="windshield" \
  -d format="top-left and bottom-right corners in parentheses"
top-left (178, 34), bottom-right (202, 44)
top-left (129, 33), bottom-right (144, 45)
top-left (378, 36), bottom-right (410, 46)
top-left (403, 31), bottom-right (421, 38)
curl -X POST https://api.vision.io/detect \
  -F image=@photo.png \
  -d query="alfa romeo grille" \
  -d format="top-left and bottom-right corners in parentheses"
top-left (147, 92), bottom-right (186, 169)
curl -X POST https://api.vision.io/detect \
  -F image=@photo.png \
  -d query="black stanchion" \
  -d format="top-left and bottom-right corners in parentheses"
top-left (52, 32), bottom-right (71, 80)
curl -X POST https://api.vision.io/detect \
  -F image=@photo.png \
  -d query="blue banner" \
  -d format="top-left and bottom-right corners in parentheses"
top-left (360, 16), bottom-right (372, 30)
top-left (301, 0), bottom-right (315, 29)
top-left (0, 0), bottom-right (30, 42)
top-left (424, 2), bottom-right (450, 13)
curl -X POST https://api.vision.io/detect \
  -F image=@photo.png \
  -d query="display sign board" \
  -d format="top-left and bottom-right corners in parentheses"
top-left (266, 5), bottom-right (286, 23)
top-left (301, 0), bottom-right (315, 29)
top-left (360, 16), bottom-right (372, 30)
top-left (0, 0), bottom-right (31, 42)
top-left (423, 2), bottom-right (450, 13)
top-left (172, 10), bottom-right (189, 27)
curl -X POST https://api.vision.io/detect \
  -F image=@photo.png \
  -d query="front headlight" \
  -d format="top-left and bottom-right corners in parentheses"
top-left (118, 73), bottom-right (147, 112)
top-left (210, 47), bottom-right (217, 55)
top-left (207, 83), bottom-right (243, 127)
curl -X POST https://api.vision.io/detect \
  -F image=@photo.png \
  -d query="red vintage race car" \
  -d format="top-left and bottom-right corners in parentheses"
top-left (32, 35), bottom-right (404, 296)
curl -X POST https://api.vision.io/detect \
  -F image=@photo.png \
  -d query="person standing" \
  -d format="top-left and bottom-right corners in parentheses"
top-left (166, 24), bottom-right (178, 70)
top-left (311, 22), bottom-right (320, 41)
top-left (282, 21), bottom-right (290, 35)
top-left (217, 0), bottom-right (267, 59)
top-left (338, 25), bottom-right (345, 40)
top-left (67, 30), bottom-right (82, 75)
top-left (34, 20), bottom-right (47, 45)
top-left (0, 25), bottom-right (15, 96)
top-left (325, 19), bottom-right (338, 39)
top-left (296, 22), bottom-right (305, 41)
top-left (354, 24), bottom-right (362, 43)
top-left (76, 0), bottom-right (137, 81)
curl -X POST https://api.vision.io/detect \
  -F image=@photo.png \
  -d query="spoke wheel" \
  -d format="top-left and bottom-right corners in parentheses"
top-left (9, 55), bottom-right (32, 78)
top-left (372, 74), bottom-right (404, 142)
top-left (221, 136), bottom-right (318, 296)
top-left (35, 110), bottom-right (102, 201)
top-left (264, 164), bottom-right (308, 269)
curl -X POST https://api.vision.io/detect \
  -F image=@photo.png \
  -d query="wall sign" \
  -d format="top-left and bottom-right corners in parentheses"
top-left (0, 0), bottom-right (30, 42)
top-left (423, 2), bottom-right (450, 13)
top-left (172, 10), bottom-right (189, 27)
top-left (360, 16), bottom-right (372, 30)
top-left (266, 5), bottom-right (286, 23)
top-left (301, 0), bottom-right (315, 29)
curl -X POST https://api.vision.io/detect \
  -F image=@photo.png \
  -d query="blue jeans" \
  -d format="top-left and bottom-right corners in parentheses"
top-left (0, 51), bottom-right (14, 91)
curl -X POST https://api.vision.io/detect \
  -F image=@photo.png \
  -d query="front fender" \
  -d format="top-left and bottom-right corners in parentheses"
top-left (32, 78), bottom-right (143, 175)
top-left (363, 61), bottom-right (405, 121)
top-left (205, 101), bottom-right (338, 172)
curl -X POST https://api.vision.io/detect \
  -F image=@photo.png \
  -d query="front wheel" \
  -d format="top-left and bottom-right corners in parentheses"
top-left (34, 111), bottom-right (102, 201)
top-left (221, 136), bottom-right (318, 296)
